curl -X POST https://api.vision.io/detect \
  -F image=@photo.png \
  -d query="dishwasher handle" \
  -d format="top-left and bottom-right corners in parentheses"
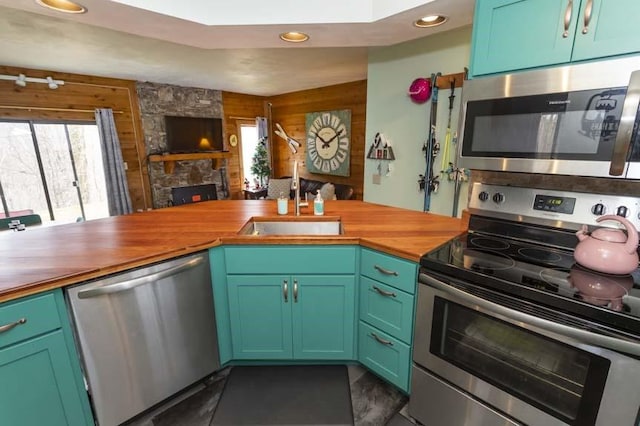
top-left (78, 255), bottom-right (205, 299)
top-left (420, 272), bottom-right (640, 357)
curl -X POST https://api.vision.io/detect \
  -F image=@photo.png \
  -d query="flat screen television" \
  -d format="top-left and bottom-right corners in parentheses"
top-left (165, 116), bottom-right (224, 153)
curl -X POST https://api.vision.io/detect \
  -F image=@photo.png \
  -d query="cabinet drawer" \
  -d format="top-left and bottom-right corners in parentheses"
top-left (359, 277), bottom-right (414, 344)
top-left (358, 321), bottom-right (410, 392)
top-left (225, 246), bottom-right (356, 274)
top-left (360, 249), bottom-right (417, 294)
top-left (0, 292), bottom-right (60, 349)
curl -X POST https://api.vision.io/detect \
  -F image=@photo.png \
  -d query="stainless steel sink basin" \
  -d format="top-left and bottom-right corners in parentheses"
top-left (238, 218), bottom-right (342, 236)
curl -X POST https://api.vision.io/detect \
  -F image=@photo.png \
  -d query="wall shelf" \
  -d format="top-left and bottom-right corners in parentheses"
top-left (366, 146), bottom-right (395, 160)
top-left (148, 152), bottom-right (232, 174)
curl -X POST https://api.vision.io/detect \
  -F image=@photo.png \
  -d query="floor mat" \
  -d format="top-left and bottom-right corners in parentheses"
top-left (385, 412), bottom-right (415, 426)
top-left (210, 365), bottom-right (354, 425)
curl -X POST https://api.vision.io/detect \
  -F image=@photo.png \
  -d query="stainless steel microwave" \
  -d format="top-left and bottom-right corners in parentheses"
top-left (459, 56), bottom-right (640, 178)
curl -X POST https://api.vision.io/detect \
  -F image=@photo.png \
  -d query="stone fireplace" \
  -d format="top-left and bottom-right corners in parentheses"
top-left (136, 82), bottom-right (228, 208)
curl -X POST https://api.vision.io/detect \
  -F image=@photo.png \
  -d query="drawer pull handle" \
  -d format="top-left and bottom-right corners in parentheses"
top-left (0, 318), bottom-right (27, 334)
top-left (374, 265), bottom-right (398, 276)
top-left (371, 332), bottom-right (393, 346)
top-left (283, 280), bottom-right (288, 303)
top-left (582, 0), bottom-right (593, 34)
top-left (563, 0), bottom-right (573, 38)
top-left (373, 286), bottom-right (396, 298)
top-left (293, 280), bottom-right (299, 303)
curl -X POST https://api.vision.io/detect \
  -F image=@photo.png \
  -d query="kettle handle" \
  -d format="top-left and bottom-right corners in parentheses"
top-left (596, 215), bottom-right (639, 254)
top-left (575, 224), bottom-right (589, 241)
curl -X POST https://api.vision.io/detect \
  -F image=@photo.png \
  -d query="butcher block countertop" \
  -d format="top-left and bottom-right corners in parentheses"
top-left (0, 200), bottom-right (467, 302)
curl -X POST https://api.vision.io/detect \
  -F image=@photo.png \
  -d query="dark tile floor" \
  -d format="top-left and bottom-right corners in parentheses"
top-left (127, 365), bottom-right (417, 426)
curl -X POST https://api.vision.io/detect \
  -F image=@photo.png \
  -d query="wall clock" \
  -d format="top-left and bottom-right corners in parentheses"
top-left (305, 109), bottom-right (351, 177)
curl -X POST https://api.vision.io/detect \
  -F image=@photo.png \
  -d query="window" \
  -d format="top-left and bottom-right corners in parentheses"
top-left (0, 120), bottom-right (109, 225)
top-left (239, 122), bottom-right (259, 187)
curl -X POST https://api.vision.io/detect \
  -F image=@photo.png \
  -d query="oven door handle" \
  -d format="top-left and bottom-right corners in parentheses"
top-left (420, 273), bottom-right (640, 357)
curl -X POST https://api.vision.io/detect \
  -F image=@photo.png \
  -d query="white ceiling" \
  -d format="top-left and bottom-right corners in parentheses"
top-left (0, 0), bottom-right (474, 96)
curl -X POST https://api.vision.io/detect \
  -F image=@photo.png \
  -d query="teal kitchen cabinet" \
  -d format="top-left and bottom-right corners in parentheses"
top-left (471, 0), bottom-right (640, 77)
top-left (223, 246), bottom-right (357, 361)
top-left (358, 248), bottom-right (417, 392)
top-left (292, 275), bottom-right (355, 360)
top-left (571, 0), bottom-right (640, 62)
top-left (0, 291), bottom-right (94, 426)
top-left (227, 274), bottom-right (293, 359)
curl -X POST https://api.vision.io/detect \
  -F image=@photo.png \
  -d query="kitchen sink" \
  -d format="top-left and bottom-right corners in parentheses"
top-left (237, 217), bottom-right (343, 236)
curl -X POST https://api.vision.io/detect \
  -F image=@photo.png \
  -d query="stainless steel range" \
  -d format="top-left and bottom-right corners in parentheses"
top-left (410, 183), bottom-right (640, 426)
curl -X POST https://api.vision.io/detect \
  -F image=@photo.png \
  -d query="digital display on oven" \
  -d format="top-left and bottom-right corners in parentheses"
top-left (533, 195), bottom-right (576, 214)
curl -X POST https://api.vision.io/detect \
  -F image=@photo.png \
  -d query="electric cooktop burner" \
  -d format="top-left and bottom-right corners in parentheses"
top-left (469, 237), bottom-right (510, 250)
top-left (518, 247), bottom-right (563, 264)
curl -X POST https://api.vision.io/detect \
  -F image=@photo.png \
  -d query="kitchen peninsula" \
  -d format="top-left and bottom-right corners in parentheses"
top-left (0, 200), bottom-right (465, 426)
top-left (0, 200), bottom-right (465, 301)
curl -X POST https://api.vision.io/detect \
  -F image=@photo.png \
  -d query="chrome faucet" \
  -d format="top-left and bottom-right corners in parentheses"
top-left (292, 160), bottom-right (308, 216)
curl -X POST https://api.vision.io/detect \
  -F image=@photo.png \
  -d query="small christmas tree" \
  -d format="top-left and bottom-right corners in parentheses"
top-left (250, 140), bottom-right (270, 188)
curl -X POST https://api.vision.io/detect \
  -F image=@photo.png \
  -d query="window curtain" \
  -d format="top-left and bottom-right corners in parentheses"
top-left (95, 108), bottom-right (133, 216)
top-left (257, 116), bottom-right (268, 143)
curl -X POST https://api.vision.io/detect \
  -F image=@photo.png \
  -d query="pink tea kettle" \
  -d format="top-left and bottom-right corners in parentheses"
top-left (575, 215), bottom-right (639, 275)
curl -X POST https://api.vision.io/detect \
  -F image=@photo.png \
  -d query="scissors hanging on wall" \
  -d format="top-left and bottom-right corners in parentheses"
top-left (274, 123), bottom-right (301, 154)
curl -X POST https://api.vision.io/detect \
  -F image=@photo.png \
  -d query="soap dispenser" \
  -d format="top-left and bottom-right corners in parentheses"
top-left (314, 191), bottom-right (324, 216)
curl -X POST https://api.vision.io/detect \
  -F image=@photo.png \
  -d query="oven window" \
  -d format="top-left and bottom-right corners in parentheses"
top-left (430, 298), bottom-right (610, 425)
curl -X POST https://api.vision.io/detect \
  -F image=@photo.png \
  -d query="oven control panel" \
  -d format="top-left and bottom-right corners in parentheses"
top-left (469, 183), bottom-right (640, 231)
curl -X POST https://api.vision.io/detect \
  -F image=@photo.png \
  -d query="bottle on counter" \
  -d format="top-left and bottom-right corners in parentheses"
top-left (314, 191), bottom-right (324, 216)
top-left (277, 192), bottom-right (288, 215)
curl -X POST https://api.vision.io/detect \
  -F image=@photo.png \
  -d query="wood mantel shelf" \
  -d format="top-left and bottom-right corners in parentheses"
top-left (148, 152), bottom-right (232, 173)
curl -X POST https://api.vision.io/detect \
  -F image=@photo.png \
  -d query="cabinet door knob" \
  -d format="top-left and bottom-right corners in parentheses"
top-left (283, 280), bottom-right (288, 303)
top-left (563, 0), bottom-right (574, 38)
top-left (0, 318), bottom-right (27, 334)
top-left (371, 332), bottom-right (393, 346)
top-left (582, 0), bottom-right (593, 34)
top-left (293, 280), bottom-right (299, 303)
top-left (373, 285), bottom-right (396, 298)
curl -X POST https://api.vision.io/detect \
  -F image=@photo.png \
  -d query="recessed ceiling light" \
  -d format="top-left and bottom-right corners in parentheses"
top-left (414, 15), bottom-right (448, 28)
top-left (35, 0), bottom-right (87, 14)
top-left (279, 32), bottom-right (310, 43)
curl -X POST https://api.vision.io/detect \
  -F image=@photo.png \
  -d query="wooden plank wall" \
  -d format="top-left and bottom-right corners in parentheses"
top-left (269, 80), bottom-right (367, 200)
top-left (221, 91), bottom-right (267, 199)
top-left (0, 66), bottom-right (366, 206)
top-left (0, 66), bottom-right (150, 211)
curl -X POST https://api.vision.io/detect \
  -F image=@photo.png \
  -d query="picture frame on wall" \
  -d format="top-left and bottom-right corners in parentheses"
top-left (305, 109), bottom-right (351, 177)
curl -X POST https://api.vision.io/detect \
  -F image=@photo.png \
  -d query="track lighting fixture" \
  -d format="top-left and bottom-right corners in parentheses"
top-left (46, 76), bottom-right (58, 89)
top-left (0, 73), bottom-right (65, 89)
top-left (15, 74), bottom-right (27, 87)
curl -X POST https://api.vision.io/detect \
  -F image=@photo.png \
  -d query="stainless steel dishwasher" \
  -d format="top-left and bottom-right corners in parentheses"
top-left (65, 251), bottom-right (220, 426)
